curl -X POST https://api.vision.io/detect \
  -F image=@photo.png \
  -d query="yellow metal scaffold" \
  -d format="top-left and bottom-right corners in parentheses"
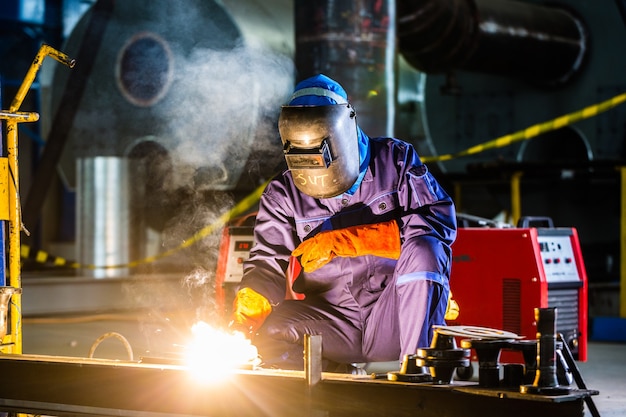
top-left (0, 44), bottom-right (74, 353)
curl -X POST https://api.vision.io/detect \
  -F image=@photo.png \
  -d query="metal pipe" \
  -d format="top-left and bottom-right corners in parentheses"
top-left (397, 0), bottom-right (587, 86)
top-left (534, 307), bottom-right (559, 388)
top-left (9, 44), bottom-right (74, 114)
top-left (0, 112), bottom-right (39, 122)
top-left (294, 0), bottom-right (397, 137)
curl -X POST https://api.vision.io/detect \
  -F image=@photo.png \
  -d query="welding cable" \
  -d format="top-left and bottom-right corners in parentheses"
top-left (88, 331), bottom-right (134, 361)
top-left (432, 325), bottom-right (524, 340)
top-left (421, 91), bottom-right (626, 163)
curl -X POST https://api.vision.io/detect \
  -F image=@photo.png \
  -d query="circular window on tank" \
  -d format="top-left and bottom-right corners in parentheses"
top-left (116, 31), bottom-right (173, 107)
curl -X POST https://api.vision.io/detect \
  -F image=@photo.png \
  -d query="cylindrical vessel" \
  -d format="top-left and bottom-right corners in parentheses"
top-left (294, 0), bottom-right (397, 138)
top-left (77, 157), bottom-right (130, 278)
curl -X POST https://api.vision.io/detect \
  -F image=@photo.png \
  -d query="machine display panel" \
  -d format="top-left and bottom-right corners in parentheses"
top-left (537, 235), bottom-right (581, 284)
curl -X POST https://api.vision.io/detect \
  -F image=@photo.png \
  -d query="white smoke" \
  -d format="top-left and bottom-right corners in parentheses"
top-left (182, 266), bottom-right (218, 323)
top-left (154, 42), bottom-right (293, 278)
top-left (160, 44), bottom-right (294, 191)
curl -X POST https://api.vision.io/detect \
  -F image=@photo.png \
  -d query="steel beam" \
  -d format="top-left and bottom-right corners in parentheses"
top-left (0, 354), bottom-right (595, 417)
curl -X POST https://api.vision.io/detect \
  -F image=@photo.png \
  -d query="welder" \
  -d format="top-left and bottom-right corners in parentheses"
top-left (231, 74), bottom-right (457, 370)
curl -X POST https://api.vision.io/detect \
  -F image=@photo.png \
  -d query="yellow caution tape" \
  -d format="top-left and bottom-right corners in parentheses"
top-left (421, 92), bottom-right (626, 163)
top-left (20, 243), bottom-right (78, 268)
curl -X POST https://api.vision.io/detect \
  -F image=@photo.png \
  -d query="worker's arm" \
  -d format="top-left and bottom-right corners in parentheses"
top-left (238, 180), bottom-right (298, 307)
top-left (292, 220), bottom-right (401, 272)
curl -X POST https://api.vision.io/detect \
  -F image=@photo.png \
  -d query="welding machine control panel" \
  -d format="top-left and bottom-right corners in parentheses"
top-left (536, 234), bottom-right (581, 284)
top-left (221, 227), bottom-right (254, 283)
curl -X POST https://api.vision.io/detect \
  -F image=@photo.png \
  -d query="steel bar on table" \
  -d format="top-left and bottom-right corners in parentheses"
top-left (0, 354), bottom-right (595, 417)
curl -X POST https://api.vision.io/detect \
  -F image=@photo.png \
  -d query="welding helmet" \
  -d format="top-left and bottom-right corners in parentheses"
top-left (279, 75), bottom-right (360, 198)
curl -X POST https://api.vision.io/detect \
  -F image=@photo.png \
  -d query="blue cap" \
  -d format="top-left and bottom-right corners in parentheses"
top-left (288, 74), bottom-right (349, 106)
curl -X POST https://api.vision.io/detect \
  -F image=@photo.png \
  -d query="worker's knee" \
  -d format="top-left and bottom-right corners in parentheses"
top-left (263, 319), bottom-right (301, 344)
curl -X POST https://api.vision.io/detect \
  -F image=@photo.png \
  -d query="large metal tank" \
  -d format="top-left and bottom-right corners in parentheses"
top-left (50, 0), bottom-right (295, 277)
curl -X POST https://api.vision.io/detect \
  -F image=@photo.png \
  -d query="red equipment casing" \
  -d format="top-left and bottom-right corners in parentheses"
top-left (449, 227), bottom-right (588, 362)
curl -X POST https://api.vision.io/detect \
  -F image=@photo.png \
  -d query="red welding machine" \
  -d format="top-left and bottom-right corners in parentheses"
top-left (448, 225), bottom-right (588, 362)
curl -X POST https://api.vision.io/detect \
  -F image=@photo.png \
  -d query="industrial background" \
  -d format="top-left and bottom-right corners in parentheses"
top-left (0, 0), bottom-right (625, 416)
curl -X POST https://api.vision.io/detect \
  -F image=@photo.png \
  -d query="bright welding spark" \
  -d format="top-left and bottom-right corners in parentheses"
top-left (183, 321), bottom-right (260, 384)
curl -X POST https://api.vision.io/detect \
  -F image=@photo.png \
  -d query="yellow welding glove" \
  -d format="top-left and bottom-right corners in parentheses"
top-left (292, 220), bottom-right (401, 273)
top-left (231, 287), bottom-right (272, 336)
top-left (444, 290), bottom-right (460, 321)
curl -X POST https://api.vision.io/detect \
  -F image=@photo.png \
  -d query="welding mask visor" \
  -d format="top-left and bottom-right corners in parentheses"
top-left (279, 103), bottom-right (359, 198)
